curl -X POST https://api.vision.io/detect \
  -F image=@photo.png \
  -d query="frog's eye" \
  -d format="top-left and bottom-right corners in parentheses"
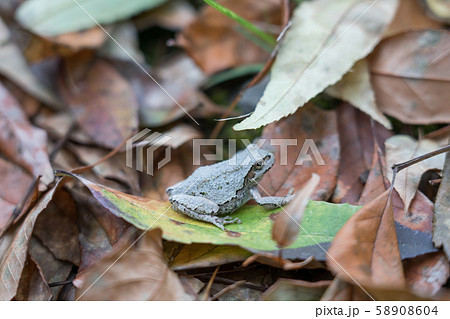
top-left (254, 161), bottom-right (263, 170)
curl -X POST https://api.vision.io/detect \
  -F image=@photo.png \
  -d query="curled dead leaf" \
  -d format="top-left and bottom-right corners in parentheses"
top-left (272, 173), bottom-right (320, 248)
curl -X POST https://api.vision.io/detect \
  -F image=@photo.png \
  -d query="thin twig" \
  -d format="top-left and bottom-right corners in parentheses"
top-left (209, 280), bottom-right (246, 301)
top-left (389, 144), bottom-right (450, 198)
top-left (196, 275), bottom-right (266, 292)
top-left (202, 266), bottom-right (219, 300)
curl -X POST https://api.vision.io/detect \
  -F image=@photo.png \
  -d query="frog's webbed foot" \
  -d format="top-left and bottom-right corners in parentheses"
top-left (249, 188), bottom-right (295, 209)
top-left (169, 194), bottom-right (239, 230)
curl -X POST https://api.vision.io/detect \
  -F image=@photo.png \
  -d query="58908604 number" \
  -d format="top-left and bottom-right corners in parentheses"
top-left (376, 306), bottom-right (438, 316)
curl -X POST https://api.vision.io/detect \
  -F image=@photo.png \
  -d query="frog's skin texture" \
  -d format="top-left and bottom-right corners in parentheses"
top-left (167, 144), bottom-right (294, 230)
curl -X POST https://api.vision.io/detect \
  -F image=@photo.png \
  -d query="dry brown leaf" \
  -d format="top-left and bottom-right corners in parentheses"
top-left (358, 144), bottom-right (390, 206)
top-left (29, 236), bottom-right (74, 299)
top-left (134, 54), bottom-right (207, 127)
top-left (370, 30), bottom-right (450, 124)
top-left (0, 83), bottom-right (53, 186)
top-left (15, 254), bottom-right (52, 301)
top-left (176, 0), bottom-right (280, 74)
top-left (0, 157), bottom-right (33, 230)
top-left (0, 186), bottom-right (56, 300)
top-left (385, 0), bottom-right (443, 37)
top-left (0, 17), bottom-right (61, 109)
top-left (33, 189), bottom-right (80, 265)
top-left (321, 277), bottom-right (371, 301)
top-left (76, 228), bottom-right (190, 300)
top-left (404, 252), bottom-right (449, 297)
top-left (259, 104), bottom-right (339, 201)
top-left (272, 173), bottom-right (320, 248)
top-left (327, 190), bottom-right (405, 289)
top-left (433, 150), bottom-right (450, 258)
top-left (71, 188), bottom-right (130, 273)
top-left (333, 104), bottom-right (391, 205)
top-left (59, 58), bottom-right (138, 149)
top-left (25, 27), bottom-right (107, 63)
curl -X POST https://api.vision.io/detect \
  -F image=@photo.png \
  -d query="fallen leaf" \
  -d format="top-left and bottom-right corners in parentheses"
top-left (0, 83), bottom-right (54, 186)
top-left (132, 54), bottom-right (207, 127)
top-left (0, 17), bottom-right (61, 109)
top-left (15, 255), bottom-right (52, 301)
top-left (404, 252), bottom-right (449, 296)
top-left (98, 22), bottom-right (144, 64)
top-left (59, 58), bottom-right (139, 148)
top-left (321, 277), bottom-right (371, 301)
top-left (326, 59), bottom-right (391, 129)
top-left (0, 157), bottom-right (33, 230)
top-left (234, 0), bottom-right (399, 131)
top-left (272, 173), bottom-right (320, 248)
top-left (332, 104), bottom-right (391, 205)
top-left (259, 104), bottom-right (339, 201)
top-left (57, 171), bottom-right (359, 252)
top-left (327, 190), bottom-right (405, 289)
top-left (385, 0), bottom-right (443, 37)
top-left (33, 189), bottom-right (80, 265)
top-left (424, 0), bottom-right (450, 23)
top-left (170, 244), bottom-right (251, 271)
top-left (360, 149), bottom-right (439, 259)
top-left (29, 236), bottom-right (74, 299)
top-left (176, 0), bottom-right (280, 74)
top-left (433, 151), bottom-right (450, 258)
top-left (25, 27), bottom-right (107, 63)
top-left (263, 279), bottom-right (331, 301)
top-left (15, 0), bottom-right (168, 37)
top-left (385, 135), bottom-right (445, 212)
top-left (76, 228), bottom-right (190, 300)
top-left (136, 0), bottom-right (196, 31)
top-left (0, 186), bottom-right (56, 300)
top-left (358, 146), bottom-right (388, 205)
top-left (71, 188), bottom-right (130, 273)
top-left (370, 30), bottom-right (450, 124)
top-left (69, 145), bottom-right (140, 194)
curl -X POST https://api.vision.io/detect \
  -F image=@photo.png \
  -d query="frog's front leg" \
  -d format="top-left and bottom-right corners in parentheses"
top-left (249, 188), bottom-right (294, 209)
top-left (169, 194), bottom-right (240, 230)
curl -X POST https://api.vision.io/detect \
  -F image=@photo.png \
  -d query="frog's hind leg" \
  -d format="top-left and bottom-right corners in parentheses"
top-left (249, 188), bottom-right (295, 209)
top-left (169, 194), bottom-right (240, 230)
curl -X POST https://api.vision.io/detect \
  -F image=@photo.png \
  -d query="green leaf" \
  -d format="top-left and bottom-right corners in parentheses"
top-left (58, 172), bottom-right (360, 251)
top-left (15, 0), bottom-right (167, 37)
top-left (233, 0), bottom-right (399, 131)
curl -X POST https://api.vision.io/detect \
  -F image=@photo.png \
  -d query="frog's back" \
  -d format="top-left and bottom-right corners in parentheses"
top-left (168, 160), bottom-right (249, 205)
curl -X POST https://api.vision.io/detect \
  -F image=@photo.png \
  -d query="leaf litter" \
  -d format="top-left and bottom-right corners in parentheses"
top-left (0, 0), bottom-right (449, 301)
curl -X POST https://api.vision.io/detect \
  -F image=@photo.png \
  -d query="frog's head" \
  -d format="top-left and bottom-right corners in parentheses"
top-left (242, 144), bottom-right (275, 184)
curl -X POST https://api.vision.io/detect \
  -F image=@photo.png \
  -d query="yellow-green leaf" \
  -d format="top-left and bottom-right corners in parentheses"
top-left (59, 172), bottom-right (360, 251)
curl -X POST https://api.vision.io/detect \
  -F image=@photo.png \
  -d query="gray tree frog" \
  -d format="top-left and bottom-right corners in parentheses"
top-left (166, 144), bottom-right (294, 230)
